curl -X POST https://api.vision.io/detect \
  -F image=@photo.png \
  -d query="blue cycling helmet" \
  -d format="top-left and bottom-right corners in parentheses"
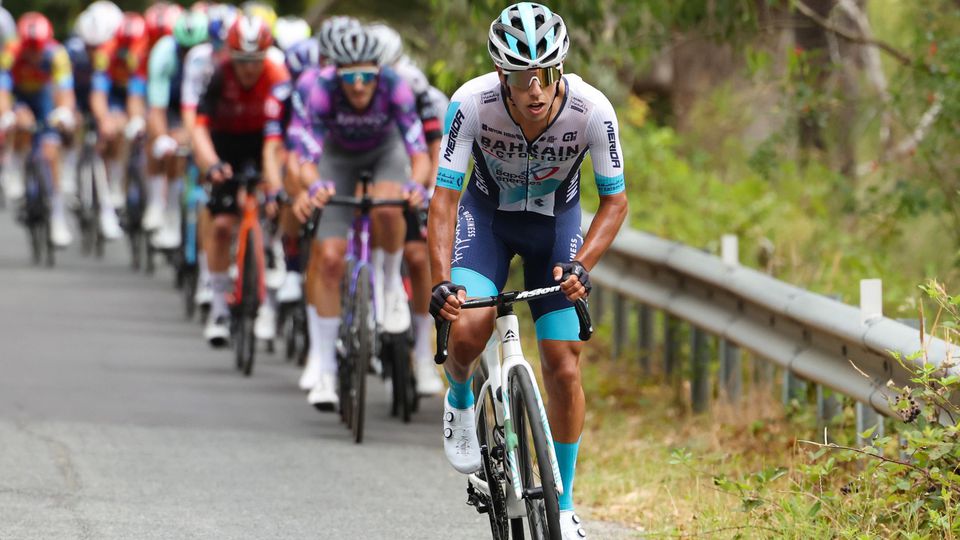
top-left (206, 3), bottom-right (237, 47)
top-left (488, 2), bottom-right (569, 71)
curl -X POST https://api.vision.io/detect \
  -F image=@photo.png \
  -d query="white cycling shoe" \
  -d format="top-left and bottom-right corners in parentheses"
top-left (443, 393), bottom-right (481, 474)
top-left (151, 211), bottom-right (181, 250)
top-left (416, 360), bottom-right (444, 396)
top-left (254, 304), bottom-right (276, 340)
top-left (50, 216), bottom-right (73, 248)
top-left (204, 314), bottom-right (230, 348)
top-left (560, 511), bottom-right (587, 539)
top-left (277, 271), bottom-right (302, 303)
top-left (142, 203), bottom-right (164, 231)
top-left (99, 210), bottom-right (123, 240)
top-left (382, 289), bottom-right (411, 334)
top-left (298, 354), bottom-right (322, 391)
top-left (307, 372), bottom-right (338, 411)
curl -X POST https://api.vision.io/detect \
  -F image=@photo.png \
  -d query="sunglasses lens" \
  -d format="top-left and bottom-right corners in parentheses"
top-left (338, 70), bottom-right (378, 84)
top-left (505, 67), bottom-right (561, 88)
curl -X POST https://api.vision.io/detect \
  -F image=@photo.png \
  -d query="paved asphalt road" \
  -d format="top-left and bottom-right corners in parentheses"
top-left (0, 209), bottom-right (639, 539)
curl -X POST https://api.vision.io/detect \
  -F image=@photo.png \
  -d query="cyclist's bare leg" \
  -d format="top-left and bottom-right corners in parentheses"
top-left (307, 237), bottom-right (346, 317)
top-left (538, 339), bottom-right (585, 442)
top-left (207, 213), bottom-right (237, 273)
top-left (445, 307), bottom-right (496, 384)
top-left (301, 237), bottom-right (346, 392)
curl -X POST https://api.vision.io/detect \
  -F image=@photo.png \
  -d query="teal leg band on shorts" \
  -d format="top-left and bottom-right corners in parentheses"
top-left (451, 267), bottom-right (499, 297)
top-left (534, 307), bottom-right (580, 341)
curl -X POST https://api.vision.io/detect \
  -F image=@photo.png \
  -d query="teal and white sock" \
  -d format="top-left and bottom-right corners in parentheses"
top-left (554, 437), bottom-right (581, 511)
top-left (444, 369), bottom-right (474, 409)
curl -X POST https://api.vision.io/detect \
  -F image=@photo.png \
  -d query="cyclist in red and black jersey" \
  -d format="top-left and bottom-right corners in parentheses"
top-left (192, 14), bottom-right (290, 346)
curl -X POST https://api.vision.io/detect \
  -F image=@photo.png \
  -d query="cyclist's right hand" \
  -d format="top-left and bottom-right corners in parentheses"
top-left (97, 116), bottom-right (117, 140)
top-left (292, 190), bottom-right (313, 223)
top-left (430, 281), bottom-right (467, 322)
top-left (307, 180), bottom-right (334, 210)
top-left (207, 161), bottom-right (233, 184)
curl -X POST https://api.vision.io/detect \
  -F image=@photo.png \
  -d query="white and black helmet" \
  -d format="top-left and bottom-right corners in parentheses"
top-left (366, 23), bottom-right (403, 66)
top-left (327, 25), bottom-right (380, 65)
top-left (317, 15), bottom-right (361, 60)
top-left (488, 2), bottom-right (569, 71)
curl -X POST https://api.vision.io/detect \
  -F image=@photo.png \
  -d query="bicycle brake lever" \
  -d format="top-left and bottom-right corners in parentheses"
top-left (435, 319), bottom-right (451, 365)
top-left (574, 298), bottom-right (593, 341)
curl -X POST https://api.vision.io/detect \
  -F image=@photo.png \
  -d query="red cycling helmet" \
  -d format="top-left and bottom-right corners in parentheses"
top-left (17, 13), bottom-right (53, 50)
top-left (226, 15), bottom-right (273, 56)
top-left (116, 12), bottom-right (147, 47)
top-left (144, 2), bottom-right (184, 44)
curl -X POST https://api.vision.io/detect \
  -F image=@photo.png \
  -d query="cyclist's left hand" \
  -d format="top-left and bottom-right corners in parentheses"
top-left (403, 182), bottom-right (428, 208)
top-left (554, 260), bottom-right (592, 302)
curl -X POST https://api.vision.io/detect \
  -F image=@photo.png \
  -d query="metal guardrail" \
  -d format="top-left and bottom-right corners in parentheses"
top-left (584, 213), bottom-right (954, 427)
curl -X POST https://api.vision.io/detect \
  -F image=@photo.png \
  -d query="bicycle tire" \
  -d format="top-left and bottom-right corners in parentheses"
top-left (239, 231), bottom-right (259, 377)
top-left (388, 334), bottom-right (413, 423)
top-left (509, 367), bottom-right (562, 540)
top-left (474, 369), bottom-right (510, 540)
top-left (76, 155), bottom-right (95, 256)
top-left (183, 265), bottom-right (198, 320)
top-left (351, 264), bottom-right (372, 444)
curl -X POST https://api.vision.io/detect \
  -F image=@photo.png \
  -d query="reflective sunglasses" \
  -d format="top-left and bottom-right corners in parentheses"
top-left (337, 67), bottom-right (379, 85)
top-left (230, 52), bottom-right (265, 65)
top-left (503, 66), bottom-right (562, 88)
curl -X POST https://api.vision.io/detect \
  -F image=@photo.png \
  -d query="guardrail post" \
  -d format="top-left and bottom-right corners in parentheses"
top-left (782, 370), bottom-right (807, 406)
top-left (592, 284), bottom-right (605, 327)
top-left (638, 304), bottom-right (653, 374)
top-left (817, 386), bottom-right (841, 428)
top-left (718, 234), bottom-right (741, 403)
top-left (721, 339), bottom-right (741, 403)
top-left (856, 402), bottom-right (884, 446)
top-left (612, 293), bottom-right (628, 359)
top-left (691, 326), bottom-right (709, 413)
top-left (664, 313), bottom-right (678, 377)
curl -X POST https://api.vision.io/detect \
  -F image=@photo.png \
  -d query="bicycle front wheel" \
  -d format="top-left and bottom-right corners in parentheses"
top-left (238, 231), bottom-right (259, 377)
top-left (350, 264), bottom-right (372, 444)
top-left (509, 367), bottom-right (562, 540)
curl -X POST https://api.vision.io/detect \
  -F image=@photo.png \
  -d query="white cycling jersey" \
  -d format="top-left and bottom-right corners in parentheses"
top-left (437, 72), bottom-right (625, 216)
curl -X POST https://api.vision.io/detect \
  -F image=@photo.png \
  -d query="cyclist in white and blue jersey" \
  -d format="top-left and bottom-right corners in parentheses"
top-left (428, 3), bottom-right (628, 538)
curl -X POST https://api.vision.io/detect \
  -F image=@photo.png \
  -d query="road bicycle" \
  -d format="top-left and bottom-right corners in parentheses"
top-left (175, 152), bottom-right (204, 321)
top-left (19, 141), bottom-right (54, 267)
top-left (123, 131), bottom-right (151, 272)
top-left (74, 119), bottom-right (107, 258)
top-left (229, 163), bottom-right (267, 377)
top-left (324, 171), bottom-right (407, 444)
top-left (435, 287), bottom-right (592, 539)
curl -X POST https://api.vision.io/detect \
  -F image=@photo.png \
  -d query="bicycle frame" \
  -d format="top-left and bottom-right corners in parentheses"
top-left (468, 314), bottom-right (564, 518)
top-left (233, 181), bottom-right (266, 306)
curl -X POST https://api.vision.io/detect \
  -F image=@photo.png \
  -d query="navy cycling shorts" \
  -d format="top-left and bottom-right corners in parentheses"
top-left (450, 190), bottom-right (584, 341)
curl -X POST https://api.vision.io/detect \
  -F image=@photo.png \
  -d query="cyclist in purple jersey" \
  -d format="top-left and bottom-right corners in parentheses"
top-left (288, 25), bottom-right (430, 409)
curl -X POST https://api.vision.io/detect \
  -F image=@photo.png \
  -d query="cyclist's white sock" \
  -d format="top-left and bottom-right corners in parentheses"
top-left (307, 308), bottom-right (339, 374)
top-left (166, 178), bottom-right (182, 208)
top-left (413, 313), bottom-right (432, 361)
top-left (107, 159), bottom-right (124, 193)
top-left (148, 174), bottom-right (165, 208)
top-left (61, 147), bottom-right (78, 194)
top-left (383, 249), bottom-right (404, 292)
top-left (210, 272), bottom-right (231, 319)
top-left (198, 251), bottom-right (210, 285)
top-left (371, 248), bottom-right (384, 323)
top-left (50, 190), bottom-right (66, 221)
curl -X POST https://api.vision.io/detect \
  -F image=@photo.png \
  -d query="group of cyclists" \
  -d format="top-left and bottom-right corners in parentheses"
top-left (0, 2), bottom-right (628, 537)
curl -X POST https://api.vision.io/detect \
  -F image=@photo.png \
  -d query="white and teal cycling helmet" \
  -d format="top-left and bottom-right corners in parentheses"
top-left (488, 2), bottom-right (569, 71)
top-left (366, 23), bottom-right (403, 67)
top-left (317, 16), bottom-right (361, 60)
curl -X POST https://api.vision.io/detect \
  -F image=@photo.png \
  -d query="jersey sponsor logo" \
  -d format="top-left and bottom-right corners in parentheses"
top-left (443, 109), bottom-right (465, 161)
top-left (562, 131), bottom-right (577, 142)
top-left (604, 120), bottom-right (621, 168)
top-left (473, 165), bottom-right (490, 195)
top-left (528, 142), bottom-right (581, 161)
top-left (451, 207), bottom-right (475, 265)
top-left (531, 163), bottom-right (559, 181)
top-left (480, 136), bottom-right (527, 160)
top-left (569, 96), bottom-right (586, 114)
top-left (481, 90), bottom-right (498, 104)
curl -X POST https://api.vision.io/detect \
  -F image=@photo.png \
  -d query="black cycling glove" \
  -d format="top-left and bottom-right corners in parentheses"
top-left (555, 260), bottom-right (592, 294)
top-left (430, 281), bottom-right (466, 320)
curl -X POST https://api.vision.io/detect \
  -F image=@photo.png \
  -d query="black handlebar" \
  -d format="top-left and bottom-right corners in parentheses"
top-left (433, 287), bottom-right (593, 365)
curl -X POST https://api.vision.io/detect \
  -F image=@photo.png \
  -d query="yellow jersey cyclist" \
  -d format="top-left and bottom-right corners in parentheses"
top-left (428, 4), bottom-right (628, 538)
top-left (0, 13), bottom-right (78, 247)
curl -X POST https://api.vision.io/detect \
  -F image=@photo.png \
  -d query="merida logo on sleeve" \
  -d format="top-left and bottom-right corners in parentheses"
top-left (443, 109), bottom-right (465, 161)
top-left (603, 121), bottom-right (621, 168)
